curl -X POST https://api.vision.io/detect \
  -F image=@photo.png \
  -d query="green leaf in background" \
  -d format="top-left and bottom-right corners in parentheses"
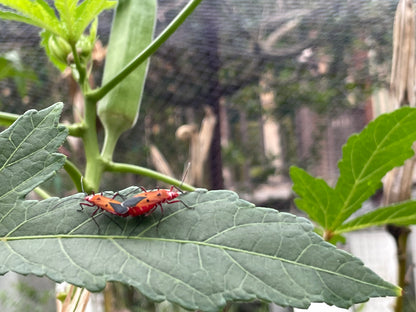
top-left (98, 0), bottom-right (157, 159)
top-left (334, 107), bottom-right (416, 228)
top-left (0, 103), bottom-right (67, 203)
top-left (0, 51), bottom-right (37, 97)
top-left (290, 166), bottom-right (342, 229)
top-left (291, 107), bottom-right (416, 232)
top-left (0, 189), bottom-right (400, 311)
top-left (337, 200), bottom-right (416, 234)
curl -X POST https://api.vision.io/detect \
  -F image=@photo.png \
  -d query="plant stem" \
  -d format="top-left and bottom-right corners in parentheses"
top-left (33, 187), bottom-right (51, 199)
top-left (82, 97), bottom-right (104, 192)
top-left (70, 42), bottom-right (86, 87)
top-left (0, 111), bottom-right (84, 138)
top-left (86, 0), bottom-right (203, 102)
top-left (100, 125), bottom-right (124, 162)
top-left (393, 226), bottom-right (410, 312)
top-left (0, 111), bottom-right (19, 126)
top-left (63, 159), bottom-right (83, 192)
top-left (105, 161), bottom-right (196, 191)
top-left (66, 122), bottom-right (85, 137)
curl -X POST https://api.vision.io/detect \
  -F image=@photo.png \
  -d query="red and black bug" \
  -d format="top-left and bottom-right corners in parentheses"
top-left (121, 163), bottom-right (191, 217)
top-left (80, 192), bottom-right (129, 217)
top-left (121, 186), bottom-right (183, 217)
top-left (77, 192), bottom-right (130, 232)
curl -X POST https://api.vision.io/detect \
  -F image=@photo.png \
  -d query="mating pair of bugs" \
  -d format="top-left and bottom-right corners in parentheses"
top-left (79, 185), bottom-right (185, 220)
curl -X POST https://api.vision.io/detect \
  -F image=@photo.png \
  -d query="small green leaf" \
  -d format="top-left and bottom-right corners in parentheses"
top-left (0, 0), bottom-right (62, 36)
top-left (333, 107), bottom-right (416, 227)
top-left (55, 0), bottom-right (77, 41)
top-left (292, 107), bottom-right (416, 231)
top-left (0, 10), bottom-right (36, 26)
top-left (74, 0), bottom-right (116, 40)
top-left (0, 103), bottom-right (67, 203)
top-left (0, 0), bottom-right (114, 50)
top-left (88, 17), bottom-right (98, 44)
top-left (337, 200), bottom-right (416, 234)
top-left (290, 166), bottom-right (341, 229)
top-left (0, 189), bottom-right (400, 311)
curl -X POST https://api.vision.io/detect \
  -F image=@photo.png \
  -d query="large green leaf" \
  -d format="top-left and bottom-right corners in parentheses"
top-left (0, 103), bottom-right (400, 310)
top-left (0, 189), bottom-right (400, 311)
top-left (0, 103), bottom-right (67, 203)
top-left (291, 107), bottom-right (416, 231)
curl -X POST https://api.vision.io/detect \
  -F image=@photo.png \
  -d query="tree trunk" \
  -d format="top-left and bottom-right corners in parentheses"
top-left (200, 0), bottom-right (224, 189)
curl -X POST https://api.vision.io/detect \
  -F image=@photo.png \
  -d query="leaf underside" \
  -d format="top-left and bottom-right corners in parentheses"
top-left (0, 103), bottom-right (399, 311)
top-left (0, 189), bottom-right (399, 311)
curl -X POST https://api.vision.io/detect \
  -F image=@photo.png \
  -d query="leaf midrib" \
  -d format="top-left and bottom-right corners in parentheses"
top-left (0, 234), bottom-right (398, 292)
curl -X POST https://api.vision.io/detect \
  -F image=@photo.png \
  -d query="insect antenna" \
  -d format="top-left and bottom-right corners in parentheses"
top-left (178, 162), bottom-right (191, 192)
top-left (80, 176), bottom-right (86, 194)
top-left (172, 163), bottom-right (192, 209)
top-left (123, 186), bottom-right (148, 198)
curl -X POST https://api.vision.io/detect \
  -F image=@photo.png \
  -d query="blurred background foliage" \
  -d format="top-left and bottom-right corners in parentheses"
top-left (0, 0), bottom-right (397, 200)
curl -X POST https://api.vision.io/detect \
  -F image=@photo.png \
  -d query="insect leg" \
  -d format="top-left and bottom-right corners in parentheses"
top-left (167, 199), bottom-right (192, 209)
top-left (78, 202), bottom-right (95, 212)
top-left (156, 203), bottom-right (165, 229)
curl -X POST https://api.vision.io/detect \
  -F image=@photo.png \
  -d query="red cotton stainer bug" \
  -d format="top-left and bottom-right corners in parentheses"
top-left (78, 177), bottom-right (146, 219)
top-left (77, 193), bottom-right (131, 232)
top-left (78, 191), bottom-right (147, 232)
top-left (121, 163), bottom-right (191, 217)
top-left (80, 192), bottom-right (131, 217)
top-left (120, 185), bottom-right (185, 217)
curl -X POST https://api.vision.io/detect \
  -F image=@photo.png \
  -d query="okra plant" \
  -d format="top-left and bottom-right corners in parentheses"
top-left (0, 1), bottom-right (410, 311)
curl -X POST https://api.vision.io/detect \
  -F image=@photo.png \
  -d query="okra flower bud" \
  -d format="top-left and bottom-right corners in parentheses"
top-left (97, 0), bottom-right (156, 158)
top-left (48, 35), bottom-right (72, 65)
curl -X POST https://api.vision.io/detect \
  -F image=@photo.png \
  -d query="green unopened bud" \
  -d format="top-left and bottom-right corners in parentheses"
top-left (76, 34), bottom-right (94, 62)
top-left (48, 35), bottom-right (71, 65)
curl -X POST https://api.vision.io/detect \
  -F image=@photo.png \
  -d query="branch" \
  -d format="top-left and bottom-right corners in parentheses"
top-left (63, 159), bottom-right (83, 192)
top-left (86, 0), bottom-right (203, 102)
top-left (105, 161), bottom-right (196, 192)
top-left (0, 111), bottom-right (19, 127)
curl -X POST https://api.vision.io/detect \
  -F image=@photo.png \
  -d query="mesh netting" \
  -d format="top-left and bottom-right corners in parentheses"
top-left (0, 0), bottom-right (399, 196)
